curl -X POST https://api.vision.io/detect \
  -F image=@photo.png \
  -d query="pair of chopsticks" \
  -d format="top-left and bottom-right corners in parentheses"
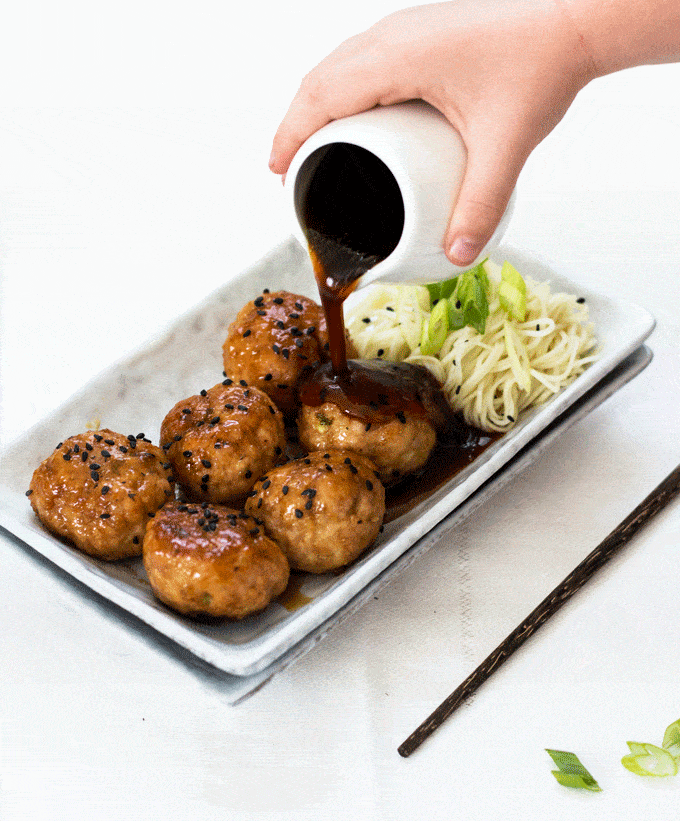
top-left (398, 462), bottom-right (680, 757)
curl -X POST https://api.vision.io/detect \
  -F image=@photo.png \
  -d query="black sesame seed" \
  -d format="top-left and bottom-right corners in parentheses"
top-left (245, 470), bottom-right (252, 479)
top-left (100, 513), bottom-right (110, 519)
top-left (295, 509), bottom-right (303, 518)
top-left (91, 472), bottom-right (100, 482)
top-left (263, 288), bottom-right (270, 294)
top-left (365, 423), bottom-right (372, 432)
top-left (136, 433), bottom-right (145, 440)
top-left (257, 310), bottom-right (266, 316)
top-left (306, 327), bottom-right (315, 335)
top-left (262, 479), bottom-right (271, 489)
top-left (303, 458), bottom-right (311, 465)
top-left (507, 415), bottom-right (515, 422)
top-left (295, 338), bottom-right (304, 348)
top-left (254, 296), bottom-right (264, 307)
top-left (282, 485), bottom-right (289, 495)
top-left (94, 434), bottom-right (103, 442)
top-left (576, 297), bottom-right (586, 303)
top-left (276, 320), bottom-right (285, 330)
top-left (201, 459), bottom-right (212, 468)
top-left (362, 317), bottom-right (371, 324)
top-left (63, 454), bottom-right (72, 461)
top-left (73, 444), bottom-right (80, 453)
top-left (210, 416), bottom-right (220, 425)
top-left (104, 439), bottom-right (114, 446)
top-left (268, 405), bottom-right (276, 414)
top-left (264, 373), bottom-right (273, 381)
top-left (182, 408), bottom-right (192, 414)
top-left (349, 464), bottom-right (358, 474)
top-left (272, 344), bottom-right (280, 354)
top-left (197, 518), bottom-right (205, 526)
top-left (223, 378), bottom-right (233, 386)
top-left (304, 500), bottom-right (312, 510)
top-left (183, 450), bottom-right (192, 458)
top-left (237, 404), bottom-right (248, 412)
top-left (455, 385), bottom-right (461, 395)
top-left (282, 349), bottom-right (290, 359)
top-left (101, 486), bottom-right (110, 495)
top-left (257, 498), bottom-right (263, 509)
top-left (239, 380), bottom-right (247, 387)
top-left (119, 446), bottom-right (128, 453)
top-left (325, 464), bottom-right (333, 472)
top-left (386, 306), bottom-right (395, 312)
top-left (56, 442), bottom-right (63, 449)
top-left (25, 489), bottom-right (33, 497)
top-left (249, 528), bottom-right (260, 536)
top-left (273, 297), bottom-right (284, 304)
top-left (344, 457), bottom-right (352, 465)
top-left (80, 451), bottom-right (88, 462)
top-left (225, 403), bottom-right (234, 410)
top-left (200, 389), bottom-right (207, 396)
top-left (242, 329), bottom-right (252, 337)
top-left (295, 302), bottom-right (303, 310)
top-left (289, 312), bottom-right (299, 319)
top-left (173, 435), bottom-right (182, 442)
top-left (85, 443), bottom-right (93, 451)
top-left (201, 474), bottom-right (209, 483)
top-left (246, 491), bottom-right (258, 498)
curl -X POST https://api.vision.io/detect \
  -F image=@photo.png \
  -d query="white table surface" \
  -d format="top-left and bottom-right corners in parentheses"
top-left (2, 2), bottom-right (680, 819)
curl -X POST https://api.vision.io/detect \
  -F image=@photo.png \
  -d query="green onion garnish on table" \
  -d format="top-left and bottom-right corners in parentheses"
top-left (621, 718), bottom-right (680, 777)
top-left (546, 749), bottom-right (602, 791)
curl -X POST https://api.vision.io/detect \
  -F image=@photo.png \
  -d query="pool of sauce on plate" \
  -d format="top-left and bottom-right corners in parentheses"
top-left (293, 141), bottom-right (499, 525)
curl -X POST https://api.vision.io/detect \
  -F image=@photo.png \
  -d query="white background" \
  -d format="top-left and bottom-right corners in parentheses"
top-left (1, 1), bottom-right (680, 819)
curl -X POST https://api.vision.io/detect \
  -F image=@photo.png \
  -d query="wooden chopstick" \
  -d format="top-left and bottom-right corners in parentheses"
top-left (398, 462), bottom-right (680, 758)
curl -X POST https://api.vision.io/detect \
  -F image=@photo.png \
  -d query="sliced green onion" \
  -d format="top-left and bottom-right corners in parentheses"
top-left (621, 742), bottom-right (678, 777)
top-left (454, 260), bottom-right (490, 335)
top-left (426, 276), bottom-right (459, 303)
top-left (419, 297), bottom-right (449, 356)
top-left (662, 718), bottom-right (680, 759)
top-left (546, 749), bottom-right (602, 792)
top-left (499, 260), bottom-right (527, 321)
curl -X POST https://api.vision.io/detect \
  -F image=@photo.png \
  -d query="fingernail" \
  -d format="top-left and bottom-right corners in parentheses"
top-left (449, 237), bottom-right (480, 266)
top-left (268, 151), bottom-right (278, 171)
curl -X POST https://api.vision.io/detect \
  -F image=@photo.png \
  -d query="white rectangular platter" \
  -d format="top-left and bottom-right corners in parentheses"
top-left (0, 238), bottom-right (655, 677)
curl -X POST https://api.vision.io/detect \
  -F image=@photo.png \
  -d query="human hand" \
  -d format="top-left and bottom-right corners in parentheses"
top-left (269, 1), bottom-right (596, 266)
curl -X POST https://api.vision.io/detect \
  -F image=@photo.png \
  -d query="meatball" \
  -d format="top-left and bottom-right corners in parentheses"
top-left (297, 402), bottom-right (436, 486)
top-left (244, 449), bottom-right (385, 574)
top-left (222, 290), bottom-right (354, 414)
top-left (28, 429), bottom-right (174, 561)
top-left (160, 381), bottom-right (285, 505)
top-left (143, 501), bottom-right (289, 619)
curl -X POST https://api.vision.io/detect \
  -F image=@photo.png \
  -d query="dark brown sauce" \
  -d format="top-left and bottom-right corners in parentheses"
top-left (294, 140), bottom-right (499, 519)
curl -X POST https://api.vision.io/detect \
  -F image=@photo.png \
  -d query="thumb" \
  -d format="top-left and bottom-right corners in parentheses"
top-left (445, 138), bottom-right (525, 266)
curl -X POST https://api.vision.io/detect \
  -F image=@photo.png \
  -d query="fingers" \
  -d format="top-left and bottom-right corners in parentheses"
top-left (269, 95), bottom-right (335, 175)
top-left (445, 136), bottom-right (527, 266)
top-left (269, 32), bottom-right (398, 175)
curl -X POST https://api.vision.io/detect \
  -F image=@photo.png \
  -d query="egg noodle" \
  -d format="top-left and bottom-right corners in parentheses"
top-left (345, 260), bottom-right (598, 433)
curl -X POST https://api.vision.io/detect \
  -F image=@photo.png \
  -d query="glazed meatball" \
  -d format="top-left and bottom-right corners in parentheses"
top-left (160, 381), bottom-right (285, 505)
top-left (28, 429), bottom-right (174, 561)
top-left (143, 501), bottom-right (289, 619)
top-left (244, 449), bottom-right (385, 574)
top-left (297, 402), bottom-right (436, 486)
top-left (222, 290), bottom-right (354, 414)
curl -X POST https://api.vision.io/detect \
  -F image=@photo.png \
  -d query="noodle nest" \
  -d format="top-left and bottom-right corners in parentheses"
top-left (345, 260), bottom-right (598, 433)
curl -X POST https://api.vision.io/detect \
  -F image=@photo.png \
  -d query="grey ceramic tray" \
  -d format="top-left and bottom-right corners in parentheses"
top-left (0, 238), bottom-right (655, 681)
